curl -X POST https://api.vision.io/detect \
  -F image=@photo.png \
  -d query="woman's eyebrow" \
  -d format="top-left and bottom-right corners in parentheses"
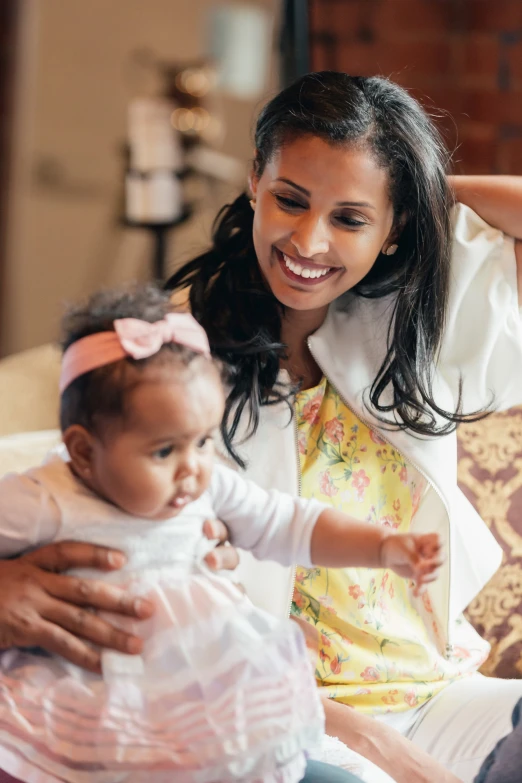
top-left (275, 177), bottom-right (310, 196)
top-left (337, 200), bottom-right (376, 210)
top-left (274, 178), bottom-right (375, 209)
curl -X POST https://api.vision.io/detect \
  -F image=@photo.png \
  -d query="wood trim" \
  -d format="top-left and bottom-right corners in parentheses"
top-left (0, 1), bottom-right (19, 350)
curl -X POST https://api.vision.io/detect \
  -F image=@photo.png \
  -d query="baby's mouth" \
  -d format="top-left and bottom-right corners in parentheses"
top-left (169, 493), bottom-right (192, 509)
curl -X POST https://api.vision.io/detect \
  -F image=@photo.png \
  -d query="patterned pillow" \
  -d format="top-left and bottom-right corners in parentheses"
top-left (459, 409), bottom-right (522, 678)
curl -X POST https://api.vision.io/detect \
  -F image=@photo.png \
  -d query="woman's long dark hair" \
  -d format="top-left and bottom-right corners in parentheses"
top-left (167, 71), bottom-right (487, 466)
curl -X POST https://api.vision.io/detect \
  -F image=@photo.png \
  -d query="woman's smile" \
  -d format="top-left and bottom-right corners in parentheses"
top-left (275, 248), bottom-right (342, 286)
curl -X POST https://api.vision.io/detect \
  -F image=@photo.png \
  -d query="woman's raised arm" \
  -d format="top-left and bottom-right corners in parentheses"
top-left (450, 175), bottom-right (522, 239)
top-left (450, 175), bottom-right (522, 305)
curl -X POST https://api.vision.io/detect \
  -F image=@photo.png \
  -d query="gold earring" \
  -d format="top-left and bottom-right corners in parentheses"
top-left (249, 199), bottom-right (256, 210)
top-left (384, 244), bottom-right (398, 256)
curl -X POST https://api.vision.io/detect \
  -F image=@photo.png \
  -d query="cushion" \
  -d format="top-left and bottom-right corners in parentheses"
top-left (459, 409), bottom-right (522, 678)
top-left (0, 344), bottom-right (61, 436)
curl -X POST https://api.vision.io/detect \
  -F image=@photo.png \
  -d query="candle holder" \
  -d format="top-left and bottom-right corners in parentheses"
top-left (123, 203), bottom-right (193, 281)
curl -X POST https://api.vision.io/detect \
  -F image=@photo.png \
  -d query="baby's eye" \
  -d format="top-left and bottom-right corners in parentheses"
top-left (153, 445), bottom-right (174, 460)
top-left (197, 435), bottom-right (213, 450)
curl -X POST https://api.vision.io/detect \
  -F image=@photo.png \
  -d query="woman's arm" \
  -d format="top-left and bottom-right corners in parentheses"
top-left (449, 175), bottom-right (522, 239)
top-left (450, 176), bottom-right (522, 306)
top-left (323, 696), bottom-right (462, 783)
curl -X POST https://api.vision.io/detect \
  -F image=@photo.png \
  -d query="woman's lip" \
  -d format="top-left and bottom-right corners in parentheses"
top-left (275, 249), bottom-right (340, 286)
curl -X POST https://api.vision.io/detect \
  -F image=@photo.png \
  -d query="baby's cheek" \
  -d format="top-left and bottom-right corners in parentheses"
top-left (122, 467), bottom-right (164, 512)
top-left (200, 460), bottom-right (215, 493)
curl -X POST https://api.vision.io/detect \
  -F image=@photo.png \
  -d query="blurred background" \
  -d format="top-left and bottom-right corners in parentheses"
top-left (0, 0), bottom-right (521, 357)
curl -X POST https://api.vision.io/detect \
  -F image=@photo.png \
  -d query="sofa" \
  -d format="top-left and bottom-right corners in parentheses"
top-left (0, 342), bottom-right (521, 678)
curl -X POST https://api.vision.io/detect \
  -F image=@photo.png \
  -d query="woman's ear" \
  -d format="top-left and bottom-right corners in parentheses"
top-left (248, 150), bottom-right (260, 200)
top-left (394, 211), bottom-right (408, 239)
top-left (248, 169), bottom-right (258, 201)
top-left (381, 212), bottom-right (408, 255)
top-left (63, 425), bottom-right (96, 483)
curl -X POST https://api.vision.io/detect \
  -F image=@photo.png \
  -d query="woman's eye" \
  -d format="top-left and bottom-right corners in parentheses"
top-left (336, 214), bottom-right (366, 228)
top-left (274, 194), bottom-right (306, 210)
top-left (154, 445), bottom-right (173, 460)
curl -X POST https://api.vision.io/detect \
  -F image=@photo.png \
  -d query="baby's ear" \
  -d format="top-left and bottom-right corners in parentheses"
top-left (62, 425), bottom-right (95, 482)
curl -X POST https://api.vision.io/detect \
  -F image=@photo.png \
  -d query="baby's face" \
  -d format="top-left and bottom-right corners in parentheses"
top-left (88, 361), bottom-right (225, 520)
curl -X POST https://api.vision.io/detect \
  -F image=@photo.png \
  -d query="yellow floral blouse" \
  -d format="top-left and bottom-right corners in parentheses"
top-left (292, 377), bottom-right (489, 714)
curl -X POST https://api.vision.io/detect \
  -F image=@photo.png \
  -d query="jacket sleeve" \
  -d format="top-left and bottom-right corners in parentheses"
top-left (438, 203), bottom-right (522, 412)
top-left (209, 463), bottom-right (324, 567)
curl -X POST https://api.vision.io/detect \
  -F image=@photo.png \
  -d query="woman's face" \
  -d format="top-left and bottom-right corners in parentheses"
top-left (250, 135), bottom-right (397, 314)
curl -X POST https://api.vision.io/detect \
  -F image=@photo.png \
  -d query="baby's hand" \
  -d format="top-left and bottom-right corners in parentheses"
top-left (380, 533), bottom-right (443, 595)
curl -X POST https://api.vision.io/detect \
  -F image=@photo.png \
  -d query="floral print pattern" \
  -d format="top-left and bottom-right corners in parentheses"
top-left (292, 377), bottom-right (490, 714)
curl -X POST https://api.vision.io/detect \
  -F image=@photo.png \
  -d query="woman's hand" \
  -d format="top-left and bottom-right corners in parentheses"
top-left (0, 524), bottom-right (239, 674)
top-left (0, 543), bottom-right (155, 673)
top-left (322, 695), bottom-right (463, 783)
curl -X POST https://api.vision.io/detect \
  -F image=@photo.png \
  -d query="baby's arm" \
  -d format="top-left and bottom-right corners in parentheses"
top-left (210, 466), bottom-right (442, 590)
top-left (209, 464), bottom-right (320, 567)
top-left (311, 508), bottom-right (443, 594)
top-left (0, 472), bottom-right (61, 557)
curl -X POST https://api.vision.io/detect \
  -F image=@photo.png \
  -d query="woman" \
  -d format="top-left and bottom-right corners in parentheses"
top-left (1, 72), bottom-right (521, 783)
top-left (163, 72), bottom-right (522, 783)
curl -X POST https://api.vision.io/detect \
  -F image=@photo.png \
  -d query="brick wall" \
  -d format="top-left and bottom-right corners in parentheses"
top-left (309, 0), bottom-right (522, 174)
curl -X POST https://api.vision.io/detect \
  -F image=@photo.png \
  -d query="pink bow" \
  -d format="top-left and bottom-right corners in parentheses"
top-left (59, 312), bottom-right (210, 393)
top-left (114, 313), bottom-right (210, 360)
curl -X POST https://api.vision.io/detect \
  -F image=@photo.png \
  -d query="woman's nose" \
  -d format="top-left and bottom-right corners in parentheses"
top-left (291, 214), bottom-right (330, 258)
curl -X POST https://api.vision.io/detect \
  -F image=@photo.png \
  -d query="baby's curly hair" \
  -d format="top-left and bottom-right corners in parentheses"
top-left (60, 283), bottom-right (213, 434)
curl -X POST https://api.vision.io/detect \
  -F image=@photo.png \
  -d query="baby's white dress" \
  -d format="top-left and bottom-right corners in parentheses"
top-left (0, 457), bottom-right (326, 783)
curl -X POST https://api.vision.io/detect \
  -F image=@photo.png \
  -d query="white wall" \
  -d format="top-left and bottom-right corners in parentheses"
top-left (2, 0), bottom-right (279, 355)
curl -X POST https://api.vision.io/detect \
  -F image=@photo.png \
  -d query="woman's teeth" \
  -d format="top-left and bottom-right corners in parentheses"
top-left (283, 253), bottom-right (331, 279)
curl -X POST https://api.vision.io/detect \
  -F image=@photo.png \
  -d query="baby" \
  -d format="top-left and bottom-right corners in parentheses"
top-left (0, 285), bottom-right (443, 783)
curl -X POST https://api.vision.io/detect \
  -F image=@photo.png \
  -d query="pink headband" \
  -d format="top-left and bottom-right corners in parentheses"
top-left (59, 313), bottom-right (211, 393)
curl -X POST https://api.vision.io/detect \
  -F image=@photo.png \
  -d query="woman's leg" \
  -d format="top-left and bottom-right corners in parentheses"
top-left (301, 760), bottom-right (364, 782)
top-left (405, 674), bottom-right (522, 782)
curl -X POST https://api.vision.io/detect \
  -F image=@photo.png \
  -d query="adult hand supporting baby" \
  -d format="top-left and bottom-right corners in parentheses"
top-left (0, 543), bottom-right (155, 673)
top-left (0, 526), bottom-right (238, 674)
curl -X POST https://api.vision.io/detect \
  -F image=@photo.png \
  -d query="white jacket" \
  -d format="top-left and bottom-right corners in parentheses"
top-left (217, 203), bottom-right (522, 657)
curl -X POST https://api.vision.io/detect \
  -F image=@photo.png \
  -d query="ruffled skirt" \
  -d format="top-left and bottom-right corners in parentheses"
top-left (0, 570), bottom-right (324, 783)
